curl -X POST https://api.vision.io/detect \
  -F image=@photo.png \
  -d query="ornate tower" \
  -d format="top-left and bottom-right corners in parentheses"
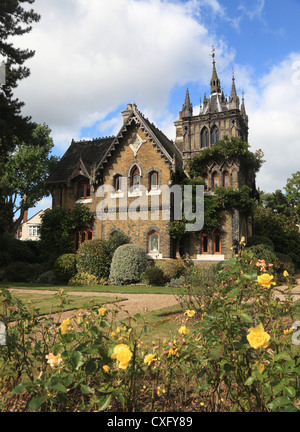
top-left (174, 52), bottom-right (249, 164)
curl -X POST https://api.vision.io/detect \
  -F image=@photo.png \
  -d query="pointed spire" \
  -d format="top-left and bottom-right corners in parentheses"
top-left (182, 88), bottom-right (193, 117)
top-left (210, 46), bottom-right (221, 94)
top-left (229, 69), bottom-right (240, 109)
top-left (241, 90), bottom-right (248, 125)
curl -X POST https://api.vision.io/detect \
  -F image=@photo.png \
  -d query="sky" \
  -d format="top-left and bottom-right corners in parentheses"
top-left (7, 0), bottom-right (300, 217)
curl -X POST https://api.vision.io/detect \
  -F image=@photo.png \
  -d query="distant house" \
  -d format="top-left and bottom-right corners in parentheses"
top-left (20, 209), bottom-right (49, 241)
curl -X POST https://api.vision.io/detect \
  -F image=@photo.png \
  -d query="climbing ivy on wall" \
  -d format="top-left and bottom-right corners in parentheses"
top-left (169, 137), bottom-right (263, 235)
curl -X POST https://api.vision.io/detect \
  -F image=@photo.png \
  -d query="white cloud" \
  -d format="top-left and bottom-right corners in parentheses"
top-left (13, 0), bottom-right (231, 151)
top-left (241, 53), bottom-right (300, 192)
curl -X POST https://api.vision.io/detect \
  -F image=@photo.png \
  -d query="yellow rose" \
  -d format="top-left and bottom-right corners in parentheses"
top-left (283, 270), bottom-right (289, 278)
top-left (111, 344), bottom-right (132, 369)
top-left (60, 318), bottom-right (72, 335)
top-left (185, 310), bottom-right (195, 318)
top-left (45, 353), bottom-right (62, 368)
top-left (247, 324), bottom-right (270, 349)
top-left (102, 365), bottom-right (110, 373)
top-left (144, 353), bottom-right (157, 365)
top-left (257, 273), bottom-right (276, 289)
top-left (98, 307), bottom-right (107, 316)
top-left (178, 326), bottom-right (190, 335)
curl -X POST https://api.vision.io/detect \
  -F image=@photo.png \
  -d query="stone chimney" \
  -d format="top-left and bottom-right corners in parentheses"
top-left (121, 103), bottom-right (133, 124)
top-left (23, 210), bottom-right (28, 223)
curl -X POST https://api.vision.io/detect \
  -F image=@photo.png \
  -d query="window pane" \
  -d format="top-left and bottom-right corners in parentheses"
top-left (150, 232), bottom-right (159, 252)
top-left (214, 234), bottom-right (221, 253)
top-left (202, 234), bottom-right (208, 253)
top-left (133, 175), bottom-right (140, 190)
top-left (224, 175), bottom-right (229, 187)
top-left (81, 232), bottom-right (86, 244)
top-left (151, 172), bottom-right (158, 189)
top-left (115, 176), bottom-right (122, 191)
top-left (86, 182), bottom-right (91, 197)
top-left (88, 231), bottom-right (93, 240)
top-left (214, 176), bottom-right (219, 187)
top-left (79, 183), bottom-right (85, 198)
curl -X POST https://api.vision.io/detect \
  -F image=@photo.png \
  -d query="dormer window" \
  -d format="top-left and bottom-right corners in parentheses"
top-left (78, 180), bottom-right (91, 199)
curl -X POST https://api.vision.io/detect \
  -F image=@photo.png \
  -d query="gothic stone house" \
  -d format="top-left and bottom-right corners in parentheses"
top-left (47, 60), bottom-right (255, 262)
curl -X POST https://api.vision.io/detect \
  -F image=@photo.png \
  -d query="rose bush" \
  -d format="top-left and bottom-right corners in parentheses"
top-left (0, 248), bottom-right (299, 412)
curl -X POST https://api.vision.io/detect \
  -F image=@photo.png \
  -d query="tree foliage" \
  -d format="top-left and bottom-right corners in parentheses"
top-left (0, 123), bottom-right (59, 234)
top-left (253, 206), bottom-right (300, 268)
top-left (0, 0), bottom-right (40, 161)
top-left (284, 170), bottom-right (300, 223)
top-left (40, 205), bottom-right (94, 263)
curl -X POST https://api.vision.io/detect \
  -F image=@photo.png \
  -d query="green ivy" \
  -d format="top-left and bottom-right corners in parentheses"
top-left (187, 136), bottom-right (264, 177)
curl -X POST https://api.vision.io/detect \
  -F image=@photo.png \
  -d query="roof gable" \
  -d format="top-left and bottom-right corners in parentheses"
top-left (95, 104), bottom-right (182, 174)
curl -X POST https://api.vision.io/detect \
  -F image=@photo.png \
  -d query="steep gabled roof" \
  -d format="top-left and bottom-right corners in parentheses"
top-left (95, 104), bottom-right (182, 173)
top-left (47, 104), bottom-right (183, 185)
top-left (46, 137), bottom-right (114, 184)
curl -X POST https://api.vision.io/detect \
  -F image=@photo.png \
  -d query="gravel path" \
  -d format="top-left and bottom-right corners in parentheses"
top-left (7, 288), bottom-right (179, 322)
top-left (8, 273), bottom-right (299, 323)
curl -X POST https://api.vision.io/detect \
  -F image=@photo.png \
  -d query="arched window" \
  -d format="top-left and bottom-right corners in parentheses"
top-left (223, 172), bottom-right (230, 188)
top-left (78, 180), bottom-right (91, 199)
top-left (114, 175), bottom-right (122, 192)
top-left (213, 173), bottom-right (219, 188)
top-left (201, 231), bottom-right (209, 254)
top-left (211, 126), bottom-right (220, 145)
top-left (201, 127), bottom-right (209, 148)
top-left (149, 231), bottom-right (160, 253)
top-left (150, 171), bottom-right (158, 190)
top-left (131, 166), bottom-right (141, 191)
top-left (213, 230), bottom-right (221, 254)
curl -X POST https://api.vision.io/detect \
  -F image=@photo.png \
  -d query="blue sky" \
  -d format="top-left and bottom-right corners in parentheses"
top-left (10, 0), bottom-right (300, 217)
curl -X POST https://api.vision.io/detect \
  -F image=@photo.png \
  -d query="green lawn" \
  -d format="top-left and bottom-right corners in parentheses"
top-left (5, 287), bottom-right (184, 342)
top-left (6, 291), bottom-right (120, 317)
top-left (0, 281), bottom-right (178, 295)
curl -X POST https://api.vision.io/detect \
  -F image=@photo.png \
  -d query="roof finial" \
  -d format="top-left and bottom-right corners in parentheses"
top-left (210, 45), bottom-right (221, 94)
top-left (211, 45), bottom-right (215, 61)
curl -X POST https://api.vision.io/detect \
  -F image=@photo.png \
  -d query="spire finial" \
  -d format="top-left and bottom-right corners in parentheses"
top-left (211, 45), bottom-right (215, 61)
top-left (210, 45), bottom-right (221, 94)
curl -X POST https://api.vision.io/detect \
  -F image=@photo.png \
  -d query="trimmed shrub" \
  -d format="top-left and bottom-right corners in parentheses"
top-left (76, 239), bottom-right (112, 280)
top-left (157, 259), bottom-right (185, 282)
top-left (54, 253), bottom-right (77, 283)
top-left (110, 244), bottom-right (148, 285)
top-left (68, 271), bottom-right (98, 286)
top-left (143, 265), bottom-right (166, 286)
top-left (246, 235), bottom-right (275, 251)
top-left (37, 270), bottom-right (58, 285)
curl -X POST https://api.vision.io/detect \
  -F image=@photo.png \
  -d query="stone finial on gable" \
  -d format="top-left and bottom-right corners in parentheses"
top-left (121, 103), bottom-right (133, 124)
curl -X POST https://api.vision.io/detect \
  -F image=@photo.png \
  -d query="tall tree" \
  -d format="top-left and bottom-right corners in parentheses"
top-left (0, 123), bottom-right (59, 235)
top-left (284, 171), bottom-right (300, 223)
top-left (0, 0), bottom-right (40, 161)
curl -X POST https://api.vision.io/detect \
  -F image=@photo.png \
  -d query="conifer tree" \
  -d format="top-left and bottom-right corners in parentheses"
top-left (0, 0), bottom-right (40, 161)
